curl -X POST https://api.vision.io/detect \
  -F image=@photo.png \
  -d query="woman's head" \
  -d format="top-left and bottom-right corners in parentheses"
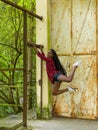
top-left (47, 49), bottom-right (57, 57)
top-left (47, 49), bottom-right (53, 57)
top-left (47, 49), bottom-right (57, 58)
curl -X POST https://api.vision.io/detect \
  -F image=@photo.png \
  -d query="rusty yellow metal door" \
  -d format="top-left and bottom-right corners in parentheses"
top-left (51, 0), bottom-right (97, 119)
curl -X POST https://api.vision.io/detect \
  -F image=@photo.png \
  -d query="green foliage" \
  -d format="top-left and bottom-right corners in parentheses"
top-left (10, 0), bottom-right (36, 10)
top-left (0, 106), bottom-right (14, 118)
top-left (0, 0), bottom-right (36, 118)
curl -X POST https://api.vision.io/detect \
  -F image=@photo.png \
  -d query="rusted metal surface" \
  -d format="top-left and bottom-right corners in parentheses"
top-left (0, 68), bottom-right (23, 71)
top-left (27, 42), bottom-right (44, 48)
top-left (96, 0), bottom-right (98, 118)
top-left (27, 42), bottom-right (44, 118)
top-left (51, 0), bottom-right (97, 119)
top-left (23, 11), bottom-right (27, 127)
top-left (40, 59), bottom-right (43, 118)
top-left (10, 122), bottom-right (24, 130)
top-left (0, 0), bottom-right (44, 128)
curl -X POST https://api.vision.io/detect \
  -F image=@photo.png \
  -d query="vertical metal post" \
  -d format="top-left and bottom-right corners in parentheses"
top-left (96, 0), bottom-right (98, 118)
top-left (23, 11), bottom-right (27, 127)
top-left (40, 59), bottom-right (43, 118)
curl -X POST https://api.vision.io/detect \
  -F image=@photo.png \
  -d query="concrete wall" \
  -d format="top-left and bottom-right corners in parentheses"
top-left (36, 0), bottom-right (51, 119)
top-left (36, 0), bottom-right (98, 119)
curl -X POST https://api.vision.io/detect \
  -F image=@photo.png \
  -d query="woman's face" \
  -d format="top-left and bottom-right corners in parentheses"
top-left (47, 50), bottom-right (53, 57)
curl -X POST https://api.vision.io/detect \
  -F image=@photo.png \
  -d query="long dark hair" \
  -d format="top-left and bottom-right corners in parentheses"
top-left (51, 49), bottom-right (67, 76)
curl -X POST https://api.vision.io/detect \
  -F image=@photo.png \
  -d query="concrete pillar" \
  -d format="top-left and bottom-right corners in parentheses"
top-left (36, 0), bottom-right (51, 119)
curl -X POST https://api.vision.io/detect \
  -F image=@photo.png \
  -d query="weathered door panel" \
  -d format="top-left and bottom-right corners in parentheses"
top-left (51, 0), bottom-right (72, 55)
top-left (72, 0), bottom-right (96, 54)
top-left (51, 0), bottom-right (97, 119)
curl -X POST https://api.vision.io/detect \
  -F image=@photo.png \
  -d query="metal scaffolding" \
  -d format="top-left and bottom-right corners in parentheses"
top-left (0, 0), bottom-right (43, 129)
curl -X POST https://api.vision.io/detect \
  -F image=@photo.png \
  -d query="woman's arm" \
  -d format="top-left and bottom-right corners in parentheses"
top-left (40, 45), bottom-right (44, 53)
top-left (28, 43), bottom-right (50, 61)
top-left (33, 44), bottom-right (39, 53)
top-left (37, 50), bottom-right (49, 61)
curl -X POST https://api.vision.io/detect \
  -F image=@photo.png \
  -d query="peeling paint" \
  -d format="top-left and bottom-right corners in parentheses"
top-left (51, 0), bottom-right (97, 119)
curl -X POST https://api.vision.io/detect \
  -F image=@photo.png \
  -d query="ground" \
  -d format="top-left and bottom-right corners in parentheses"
top-left (0, 110), bottom-right (98, 130)
top-left (20, 117), bottom-right (98, 130)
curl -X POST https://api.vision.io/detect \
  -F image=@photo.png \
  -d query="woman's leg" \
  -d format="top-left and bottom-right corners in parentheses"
top-left (52, 81), bottom-right (68, 96)
top-left (57, 66), bottom-right (78, 82)
top-left (52, 66), bottom-right (78, 95)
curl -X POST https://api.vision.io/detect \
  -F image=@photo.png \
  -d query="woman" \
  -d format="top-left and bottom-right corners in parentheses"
top-left (33, 45), bottom-right (80, 96)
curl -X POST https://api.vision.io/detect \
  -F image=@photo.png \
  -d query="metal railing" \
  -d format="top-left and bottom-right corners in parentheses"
top-left (0, 0), bottom-right (43, 129)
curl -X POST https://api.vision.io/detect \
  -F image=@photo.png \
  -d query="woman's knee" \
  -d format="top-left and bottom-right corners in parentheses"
top-left (52, 90), bottom-right (57, 95)
top-left (52, 91), bottom-right (57, 96)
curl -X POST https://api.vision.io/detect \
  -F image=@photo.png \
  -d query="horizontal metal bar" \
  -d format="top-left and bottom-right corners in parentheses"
top-left (0, 68), bottom-right (23, 71)
top-left (1, 0), bottom-right (43, 20)
top-left (0, 85), bottom-right (23, 88)
top-left (27, 42), bottom-right (44, 48)
top-left (0, 85), bottom-right (35, 90)
top-left (10, 122), bottom-right (24, 130)
top-left (0, 103), bottom-right (22, 107)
